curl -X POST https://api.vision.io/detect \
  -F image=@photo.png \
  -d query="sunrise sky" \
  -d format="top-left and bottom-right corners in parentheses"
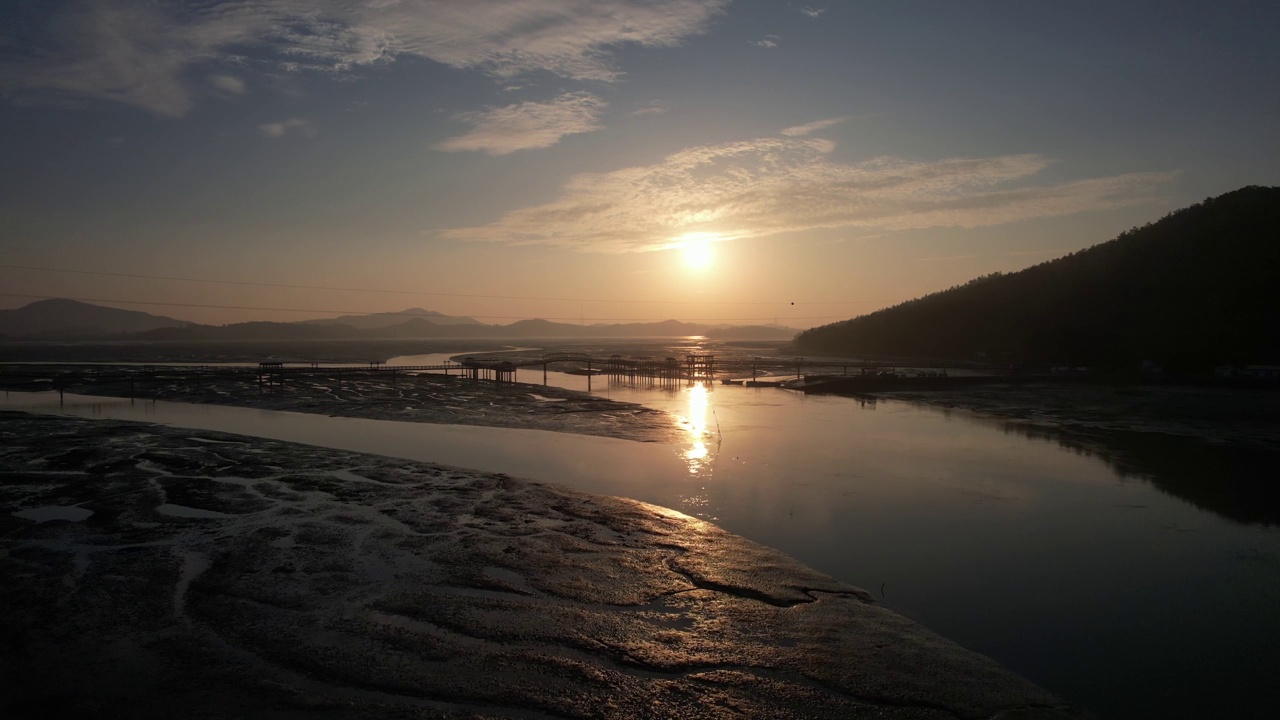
top-left (1, 0), bottom-right (1277, 327)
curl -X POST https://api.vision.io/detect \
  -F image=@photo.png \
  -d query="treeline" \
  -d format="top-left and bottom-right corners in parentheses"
top-left (795, 186), bottom-right (1280, 372)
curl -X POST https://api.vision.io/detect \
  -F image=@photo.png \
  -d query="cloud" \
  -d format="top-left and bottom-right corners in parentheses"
top-left (0, 0), bottom-right (731, 116)
top-left (210, 74), bottom-right (247, 94)
top-left (630, 100), bottom-right (668, 116)
top-left (781, 116), bottom-right (850, 136)
top-left (800, 7), bottom-right (827, 18)
top-left (753, 38), bottom-right (779, 49)
top-left (258, 118), bottom-right (315, 138)
top-left (435, 92), bottom-right (606, 155)
top-left (441, 136), bottom-right (1177, 252)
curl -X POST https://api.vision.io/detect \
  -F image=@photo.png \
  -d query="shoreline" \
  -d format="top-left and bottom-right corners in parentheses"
top-left (1, 363), bottom-right (682, 444)
top-left (872, 382), bottom-right (1280, 452)
top-left (1, 411), bottom-right (1088, 718)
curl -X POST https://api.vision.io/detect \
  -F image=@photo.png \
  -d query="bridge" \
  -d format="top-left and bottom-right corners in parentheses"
top-left (1, 353), bottom-right (971, 399)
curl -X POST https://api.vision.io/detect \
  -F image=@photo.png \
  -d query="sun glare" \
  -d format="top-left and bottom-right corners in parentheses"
top-left (678, 233), bottom-right (717, 270)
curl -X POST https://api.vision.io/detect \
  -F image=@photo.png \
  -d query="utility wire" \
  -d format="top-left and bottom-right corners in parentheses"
top-left (0, 264), bottom-right (887, 307)
top-left (0, 292), bottom-right (856, 323)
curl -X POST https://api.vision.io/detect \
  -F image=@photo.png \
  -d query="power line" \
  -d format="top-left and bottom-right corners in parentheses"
top-left (0, 264), bottom-right (887, 307)
top-left (0, 292), bottom-right (855, 323)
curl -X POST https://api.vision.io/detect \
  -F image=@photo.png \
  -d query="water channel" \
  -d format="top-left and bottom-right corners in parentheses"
top-left (4, 352), bottom-right (1279, 718)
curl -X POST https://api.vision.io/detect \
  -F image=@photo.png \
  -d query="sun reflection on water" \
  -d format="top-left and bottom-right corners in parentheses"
top-left (681, 382), bottom-right (712, 474)
top-left (673, 381), bottom-right (717, 518)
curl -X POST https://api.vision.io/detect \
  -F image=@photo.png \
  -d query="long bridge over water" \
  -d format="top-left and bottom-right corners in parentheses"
top-left (2, 352), bottom-right (969, 397)
top-left (266, 353), bottom-right (947, 385)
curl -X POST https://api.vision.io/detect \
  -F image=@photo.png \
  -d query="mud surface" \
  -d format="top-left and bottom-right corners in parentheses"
top-left (8, 366), bottom-right (679, 443)
top-left (1, 413), bottom-right (1087, 719)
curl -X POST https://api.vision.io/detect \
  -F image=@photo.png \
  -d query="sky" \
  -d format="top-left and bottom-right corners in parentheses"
top-left (1, 0), bottom-right (1277, 328)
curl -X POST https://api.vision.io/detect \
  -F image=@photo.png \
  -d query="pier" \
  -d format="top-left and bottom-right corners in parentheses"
top-left (1, 353), bottom-right (985, 398)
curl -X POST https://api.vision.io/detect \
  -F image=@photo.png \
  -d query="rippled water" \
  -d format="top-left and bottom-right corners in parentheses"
top-left (6, 361), bottom-right (1280, 718)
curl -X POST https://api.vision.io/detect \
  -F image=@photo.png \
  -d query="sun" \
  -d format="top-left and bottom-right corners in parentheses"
top-left (678, 232), bottom-right (717, 270)
top-left (684, 240), bottom-right (713, 269)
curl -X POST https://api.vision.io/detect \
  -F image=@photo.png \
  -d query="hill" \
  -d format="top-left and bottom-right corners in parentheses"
top-left (0, 299), bottom-right (191, 339)
top-left (126, 315), bottom-right (784, 341)
top-left (296, 308), bottom-right (480, 329)
top-left (794, 186), bottom-right (1280, 371)
top-left (0, 299), bottom-right (797, 343)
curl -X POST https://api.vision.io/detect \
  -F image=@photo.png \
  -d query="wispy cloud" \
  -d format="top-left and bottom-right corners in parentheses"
top-left (800, 7), bottom-right (827, 18)
top-left (436, 92), bottom-right (606, 155)
top-left (630, 100), bottom-right (668, 116)
top-left (442, 136), bottom-right (1177, 252)
top-left (210, 74), bottom-right (247, 94)
top-left (781, 116), bottom-right (850, 136)
top-left (753, 36), bottom-right (779, 49)
top-left (0, 0), bottom-right (731, 116)
top-left (258, 118), bottom-right (315, 138)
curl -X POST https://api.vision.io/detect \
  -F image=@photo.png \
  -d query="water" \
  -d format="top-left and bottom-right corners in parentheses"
top-left (6, 366), bottom-right (1280, 718)
top-left (11, 505), bottom-right (94, 523)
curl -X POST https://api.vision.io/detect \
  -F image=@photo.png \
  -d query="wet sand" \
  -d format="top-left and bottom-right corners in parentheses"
top-left (1, 406), bottom-right (1089, 718)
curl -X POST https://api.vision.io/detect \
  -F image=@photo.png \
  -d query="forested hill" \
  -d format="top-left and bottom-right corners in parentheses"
top-left (794, 186), bottom-right (1280, 371)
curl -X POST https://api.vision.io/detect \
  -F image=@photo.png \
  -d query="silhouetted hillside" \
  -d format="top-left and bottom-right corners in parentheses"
top-left (0, 299), bottom-right (191, 338)
top-left (125, 313), bottom-right (780, 341)
top-left (795, 186), bottom-right (1280, 371)
top-left (296, 308), bottom-right (481, 329)
top-left (138, 321), bottom-right (355, 341)
top-left (0, 299), bottom-right (816, 343)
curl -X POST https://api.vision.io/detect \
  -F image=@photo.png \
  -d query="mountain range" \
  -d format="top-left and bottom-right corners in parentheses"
top-left (0, 298), bottom-right (191, 339)
top-left (295, 307), bottom-right (482, 329)
top-left (0, 300), bottom-right (798, 342)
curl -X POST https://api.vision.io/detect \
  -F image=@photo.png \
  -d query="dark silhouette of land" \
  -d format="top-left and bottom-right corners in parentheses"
top-left (0, 299), bottom-right (796, 342)
top-left (0, 298), bottom-right (192, 338)
top-left (295, 307), bottom-right (483, 328)
top-left (795, 186), bottom-right (1280, 373)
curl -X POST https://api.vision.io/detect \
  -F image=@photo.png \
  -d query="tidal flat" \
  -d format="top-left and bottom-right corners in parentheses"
top-left (7, 348), bottom-right (1280, 718)
top-left (0, 411), bottom-right (1087, 718)
top-left (3, 364), bottom-right (680, 443)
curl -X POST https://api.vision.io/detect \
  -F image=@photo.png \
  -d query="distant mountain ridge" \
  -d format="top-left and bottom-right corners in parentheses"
top-left (296, 307), bottom-right (481, 329)
top-left (0, 299), bottom-right (797, 341)
top-left (0, 299), bottom-right (191, 338)
top-left (795, 186), bottom-right (1280, 370)
top-left (132, 316), bottom-right (796, 341)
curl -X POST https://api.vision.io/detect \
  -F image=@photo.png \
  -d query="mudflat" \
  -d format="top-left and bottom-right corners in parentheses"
top-left (4, 365), bottom-right (680, 443)
top-left (1, 411), bottom-right (1088, 718)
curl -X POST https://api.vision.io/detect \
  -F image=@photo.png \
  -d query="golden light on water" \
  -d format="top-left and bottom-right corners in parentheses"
top-left (682, 382), bottom-right (711, 473)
